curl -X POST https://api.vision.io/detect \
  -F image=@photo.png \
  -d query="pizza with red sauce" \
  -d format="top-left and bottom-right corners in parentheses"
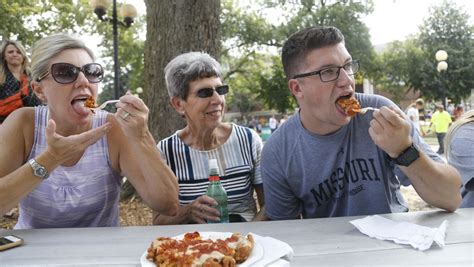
top-left (84, 96), bottom-right (97, 114)
top-left (337, 96), bottom-right (361, 117)
top-left (146, 231), bottom-right (254, 267)
top-left (84, 96), bottom-right (97, 109)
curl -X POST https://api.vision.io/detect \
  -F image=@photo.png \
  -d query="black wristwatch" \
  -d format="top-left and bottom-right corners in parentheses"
top-left (390, 143), bottom-right (420, 167)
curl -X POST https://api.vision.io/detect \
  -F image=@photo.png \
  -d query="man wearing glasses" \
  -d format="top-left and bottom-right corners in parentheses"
top-left (261, 26), bottom-right (462, 220)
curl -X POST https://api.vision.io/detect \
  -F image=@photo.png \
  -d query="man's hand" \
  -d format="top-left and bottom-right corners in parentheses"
top-left (368, 106), bottom-right (412, 158)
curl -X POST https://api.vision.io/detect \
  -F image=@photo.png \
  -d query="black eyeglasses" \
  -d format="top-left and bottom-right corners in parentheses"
top-left (195, 85), bottom-right (229, 98)
top-left (293, 60), bottom-right (359, 82)
top-left (37, 63), bottom-right (104, 84)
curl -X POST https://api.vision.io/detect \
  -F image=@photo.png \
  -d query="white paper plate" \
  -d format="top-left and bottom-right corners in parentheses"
top-left (141, 231), bottom-right (264, 266)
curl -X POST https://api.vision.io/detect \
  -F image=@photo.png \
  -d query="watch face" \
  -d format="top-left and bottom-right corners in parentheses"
top-left (36, 168), bottom-right (47, 177)
top-left (29, 159), bottom-right (48, 179)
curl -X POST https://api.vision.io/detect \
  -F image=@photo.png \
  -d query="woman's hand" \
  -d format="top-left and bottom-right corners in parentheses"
top-left (114, 93), bottom-right (150, 140)
top-left (188, 195), bottom-right (220, 224)
top-left (44, 118), bottom-right (111, 165)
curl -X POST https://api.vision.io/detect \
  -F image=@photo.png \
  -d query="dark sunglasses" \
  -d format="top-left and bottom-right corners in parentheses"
top-left (195, 85), bottom-right (229, 98)
top-left (36, 63), bottom-right (104, 84)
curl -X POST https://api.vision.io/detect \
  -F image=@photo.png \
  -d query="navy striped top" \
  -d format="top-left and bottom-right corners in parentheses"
top-left (158, 124), bottom-right (263, 221)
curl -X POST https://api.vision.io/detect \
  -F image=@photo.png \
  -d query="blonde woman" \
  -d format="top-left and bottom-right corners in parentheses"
top-left (0, 33), bottom-right (179, 228)
top-left (0, 40), bottom-right (41, 123)
top-left (445, 110), bottom-right (474, 207)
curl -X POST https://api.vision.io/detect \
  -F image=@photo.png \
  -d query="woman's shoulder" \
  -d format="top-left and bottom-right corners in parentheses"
top-left (230, 123), bottom-right (262, 141)
top-left (5, 106), bottom-right (36, 124)
top-left (157, 130), bottom-right (182, 147)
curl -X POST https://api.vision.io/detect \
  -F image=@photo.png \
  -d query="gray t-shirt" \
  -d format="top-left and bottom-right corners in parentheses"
top-left (447, 122), bottom-right (474, 208)
top-left (261, 93), bottom-right (442, 220)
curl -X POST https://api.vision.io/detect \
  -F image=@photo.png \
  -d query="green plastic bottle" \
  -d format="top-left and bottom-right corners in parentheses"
top-left (206, 159), bottom-right (229, 223)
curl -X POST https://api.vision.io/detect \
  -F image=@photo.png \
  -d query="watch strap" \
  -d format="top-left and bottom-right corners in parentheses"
top-left (390, 143), bottom-right (420, 167)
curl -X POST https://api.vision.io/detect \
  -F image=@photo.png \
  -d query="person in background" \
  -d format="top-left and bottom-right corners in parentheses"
top-left (447, 103), bottom-right (455, 118)
top-left (445, 110), bottom-right (474, 208)
top-left (428, 103), bottom-right (452, 154)
top-left (453, 105), bottom-right (464, 121)
top-left (0, 40), bottom-right (41, 124)
top-left (248, 116), bottom-right (258, 130)
top-left (261, 26), bottom-right (461, 221)
top-left (279, 114), bottom-right (288, 125)
top-left (153, 51), bottom-right (265, 225)
top-left (0, 33), bottom-right (179, 228)
top-left (269, 114), bottom-right (278, 133)
top-left (406, 98), bottom-right (425, 136)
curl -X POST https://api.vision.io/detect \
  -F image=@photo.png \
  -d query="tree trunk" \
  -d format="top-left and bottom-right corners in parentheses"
top-left (144, 0), bottom-right (221, 141)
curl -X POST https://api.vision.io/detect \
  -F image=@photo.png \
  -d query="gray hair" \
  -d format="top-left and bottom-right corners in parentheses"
top-left (30, 33), bottom-right (95, 82)
top-left (444, 109), bottom-right (474, 160)
top-left (281, 26), bottom-right (345, 80)
top-left (164, 52), bottom-right (222, 100)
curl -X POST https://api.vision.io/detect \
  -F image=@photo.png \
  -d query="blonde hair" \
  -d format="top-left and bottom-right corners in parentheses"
top-left (0, 40), bottom-right (30, 85)
top-left (30, 33), bottom-right (95, 83)
top-left (445, 110), bottom-right (474, 160)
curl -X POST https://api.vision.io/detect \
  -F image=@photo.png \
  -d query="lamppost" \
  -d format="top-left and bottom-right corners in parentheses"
top-left (435, 50), bottom-right (448, 109)
top-left (90, 0), bottom-right (137, 100)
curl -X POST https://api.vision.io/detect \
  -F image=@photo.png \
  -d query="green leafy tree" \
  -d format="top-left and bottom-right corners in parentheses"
top-left (1, 0), bottom-right (96, 45)
top-left (258, 56), bottom-right (295, 113)
top-left (372, 1), bottom-right (474, 107)
top-left (417, 0), bottom-right (474, 105)
top-left (224, 52), bottom-right (267, 118)
top-left (220, 1), bottom-right (277, 114)
top-left (376, 38), bottom-right (425, 103)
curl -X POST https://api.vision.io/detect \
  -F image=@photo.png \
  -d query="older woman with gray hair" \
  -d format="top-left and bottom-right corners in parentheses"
top-left (153, 51), bottom-right (265, 224)
top-left (445, 110), bottom-right (474, 207)
top-left (0, 33), bottom-right (179, 228)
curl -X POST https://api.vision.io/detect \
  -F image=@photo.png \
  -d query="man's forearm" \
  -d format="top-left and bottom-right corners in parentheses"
top-left (401, 153), bottom-right (462, 211)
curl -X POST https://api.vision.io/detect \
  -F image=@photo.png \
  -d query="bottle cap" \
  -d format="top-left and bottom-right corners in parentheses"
top-left (209, 159), bottom-right (218, 170)
top-left (209, 159), bottom-right (220, 176)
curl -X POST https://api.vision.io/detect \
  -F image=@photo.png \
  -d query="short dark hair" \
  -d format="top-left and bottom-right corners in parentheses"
top-left (281, 26), bottom-right (345, 80)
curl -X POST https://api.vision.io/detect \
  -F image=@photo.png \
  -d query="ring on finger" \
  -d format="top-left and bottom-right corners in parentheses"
top-left (121, 112), bottom-right (130, 120)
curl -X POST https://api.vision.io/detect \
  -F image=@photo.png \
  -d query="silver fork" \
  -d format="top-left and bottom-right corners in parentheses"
top-left (91, 100), bottom-right (119, 110)
top-left (358, 107), bottom-right (379, 114)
